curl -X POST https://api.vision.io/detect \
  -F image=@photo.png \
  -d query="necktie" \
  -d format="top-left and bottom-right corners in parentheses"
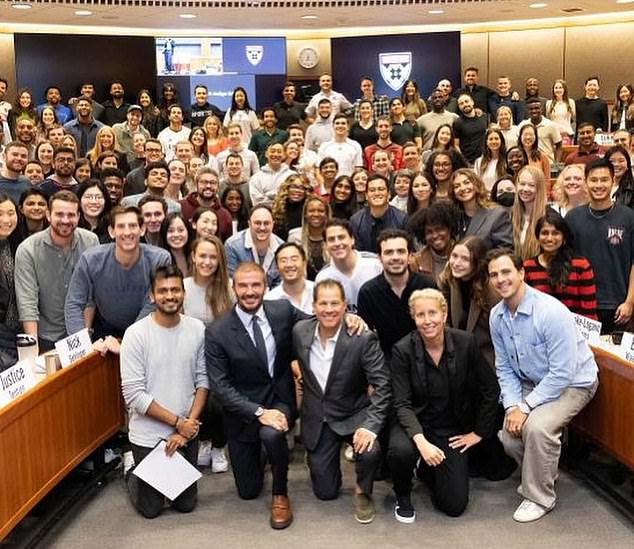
top-left (251, 315), bottom-right (270, 375)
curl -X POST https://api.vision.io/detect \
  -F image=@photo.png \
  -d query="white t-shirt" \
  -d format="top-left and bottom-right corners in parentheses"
top-left (183, 277), bottom-right (213, 324)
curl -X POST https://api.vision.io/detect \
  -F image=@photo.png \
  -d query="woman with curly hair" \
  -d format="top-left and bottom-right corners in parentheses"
top-left (549, 163), bottom-right (587, 216)
top-left (288, 196), bottom-right (331, 280)
top-left (424, 149), bottom-right (468, 200)
top-left (448, 168), bottom-right (513, 249)
top-left (511, 165), bottom-right (548, 259)
top-left (272, 174), bottom-right (312, 240)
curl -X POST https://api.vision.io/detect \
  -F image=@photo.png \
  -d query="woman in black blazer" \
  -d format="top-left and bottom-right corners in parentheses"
top-left (388, 288), bottom-right (500, 523)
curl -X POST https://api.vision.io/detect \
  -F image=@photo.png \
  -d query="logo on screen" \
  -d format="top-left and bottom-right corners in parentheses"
top-left (246, 45), bottom-right (264, 66)
top-left (379, 52), bottom-right (412, 91)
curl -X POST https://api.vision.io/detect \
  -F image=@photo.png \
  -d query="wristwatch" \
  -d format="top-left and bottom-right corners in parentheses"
top-left (518, 401), bottom-right (531, 415)
top-left (254, 406), bottom-right (264, 417)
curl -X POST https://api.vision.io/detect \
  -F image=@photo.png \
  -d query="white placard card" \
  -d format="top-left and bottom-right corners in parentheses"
top-left (55, 328), bottom-right (93, 368)
top-left (572, 313), bottom-right (602, 344)
top-left (0, 359), bottom-right (37, 408)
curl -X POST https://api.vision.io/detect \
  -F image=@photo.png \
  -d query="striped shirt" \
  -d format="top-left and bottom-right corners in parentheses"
top-left (523, 256), bottom-right (598, 319)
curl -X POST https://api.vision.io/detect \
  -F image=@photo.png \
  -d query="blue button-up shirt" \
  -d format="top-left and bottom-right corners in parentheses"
top-left (489, 284), bottom-right (598, 410)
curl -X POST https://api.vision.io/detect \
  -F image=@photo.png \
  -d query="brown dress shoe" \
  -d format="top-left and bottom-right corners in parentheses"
top-left (270, 495), bottom-right (293, 529)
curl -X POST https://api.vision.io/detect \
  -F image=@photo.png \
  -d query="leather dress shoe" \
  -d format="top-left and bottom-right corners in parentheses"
top-left (270, 495), bottom-right (293, 529)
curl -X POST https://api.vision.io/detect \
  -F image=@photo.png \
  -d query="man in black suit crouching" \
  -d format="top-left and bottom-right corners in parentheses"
top-left (292, 279), bottom-right (391, 524)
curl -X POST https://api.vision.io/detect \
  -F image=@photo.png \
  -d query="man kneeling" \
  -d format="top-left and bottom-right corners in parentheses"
top-left (292, 279), bottom-right (391, 524)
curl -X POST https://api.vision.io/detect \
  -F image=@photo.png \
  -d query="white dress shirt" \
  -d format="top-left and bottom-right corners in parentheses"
top-left (309, 325), bottom-right (342, 392)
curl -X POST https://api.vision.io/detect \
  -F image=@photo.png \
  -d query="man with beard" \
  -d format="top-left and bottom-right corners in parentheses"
top-left (249, 108), bottom-right (288, 166)
top-left (416, 89), bottom-right (458, 151)
top-left (225, 205), bottom-right (284, 288)
top-left (454, 66), bottom-right (493, 114)
top-left (518, 98), bottom-right (562, 165)
top-left (63, 95), bottom-right (105, 157)
top-left (216, 124), bottom-right (260, 181)
top-left (121, 264), bottom-right (208, 518)
top-left (68, 81), bottom-right (104, 120)
top-left (36, 86), bottom-right (73, 125)
top-left (65, 205), bottom-right (171, 339)
top-left (157, 104), bottom-right (191, 162)
top-left (0, 141), bottom-right (30, 202)
top-left (305, 99), bottom-right (334, 153)
top-left (14, 115), bottom-right (36, 158)
top-left (272, 81), bottom-right (306, 131)
top-left (363, 116), bottom-right (403, 173)
top-left (101, 80), bottom-right (131, 126)
top-left (564, 122), bottom-right (601, 166)
top-left (453, 94), bottom-right (488, 164)
top-left (358, 229), bottom-right (436, 358)
top-left (219, 153), bottom-right (251, 209)
top-left (38, 146), bottom-right (78, 198)
top-left (15, 191), bottom-right (99, 351)
top-left (180, 167), bottom-right (232, 240)
top-left (121, 160), bottom-right (181, 214)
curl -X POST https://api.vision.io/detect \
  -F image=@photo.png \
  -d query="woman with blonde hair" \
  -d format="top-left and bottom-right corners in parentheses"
top-left (271, 173), bottom-right (313, 240)
top-left (511, 165), bottom-right (548, 259)
top-left (203, 115), bottom-right (228, 157)
top-left (87, 126), bottom-right (120, 168)
top-left (550, 163), bottom-right (587, 216)
top-left (495, 105), bottom-right (518, 148)
top-left (448, 168), bottom-right (513, 250)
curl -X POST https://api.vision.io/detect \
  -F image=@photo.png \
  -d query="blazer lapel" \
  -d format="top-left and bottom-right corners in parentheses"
top-left (230, 308), bottom-right (270, 376)
top-left (449, 279), bottom-right (462, 329)
top-left (468, 207), bottom-right (487, 236)
top-left (323, 328), bottom-right (350, 395)
top-left (297, 319), bottom-right (325, 396)
top-left (466, 299), bottom-right (481, 333)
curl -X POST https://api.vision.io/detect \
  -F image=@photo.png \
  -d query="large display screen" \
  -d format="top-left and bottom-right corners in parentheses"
top-left (155, 37), bottom-right (286, 111)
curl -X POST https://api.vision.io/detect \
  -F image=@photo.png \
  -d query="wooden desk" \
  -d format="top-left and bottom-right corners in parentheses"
top-left (572, 346), bottom-right (634, 469)
top-left (0, 352), bottom-right (124, 541)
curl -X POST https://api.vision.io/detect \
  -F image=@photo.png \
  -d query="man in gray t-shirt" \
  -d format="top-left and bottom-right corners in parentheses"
top-left (65, 205), bottom-right (171, 339)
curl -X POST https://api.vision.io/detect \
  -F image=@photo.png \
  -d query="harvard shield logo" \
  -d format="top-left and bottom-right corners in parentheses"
top-left (379, 52), bottom-right (412, 91)
top-left (246, 45), bottom-right (264, 66)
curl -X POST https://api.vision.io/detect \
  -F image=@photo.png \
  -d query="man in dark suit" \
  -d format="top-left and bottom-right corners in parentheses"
top-left (206, 262), bottom-right (367, 529)
top-left (292, 279), bottom-right (391, 524)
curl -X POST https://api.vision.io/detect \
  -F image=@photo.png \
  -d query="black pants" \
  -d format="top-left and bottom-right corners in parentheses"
top-left (227, 403), bottom-right (291, 499)
top-left (198, 393), bottom-right (227, 448)
top-left (389, 423), bottom-right (468, 517)
top-left (308, 423), bottom-right (382, 500)
top-left (128, 439), bottom-right (199, 519)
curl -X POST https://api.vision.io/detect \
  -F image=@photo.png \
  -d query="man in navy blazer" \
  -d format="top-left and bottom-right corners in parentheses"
top-left (292, 279), bottom-right (391, 524)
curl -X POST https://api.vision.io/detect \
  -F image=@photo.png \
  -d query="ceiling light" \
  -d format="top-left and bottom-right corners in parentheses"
top-left (529, 2), bottom-right (548, 7)
top-left (74, 10), bottom-right (93, 16)
top-left (301, 14), bottom-right (319, 20)
top-left (428, 9), bottom-right (445, 14)
top-left (179, 13), bottom-right (197, 18)
top-left (616, 0), bottom-right (634, 4)
top-left (11, 3), bottom-right (32, 9)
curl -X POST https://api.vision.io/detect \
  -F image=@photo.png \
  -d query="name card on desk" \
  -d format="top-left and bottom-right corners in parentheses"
top-left (0, 359), bottom-right (37, 407)
top-left (573, 313), bottom-right (602, 343)
top-left (55, 328), bottom-right (93, 368)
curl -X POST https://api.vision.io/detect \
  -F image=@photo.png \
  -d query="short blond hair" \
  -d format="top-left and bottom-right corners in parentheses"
top-left (408, 288), bottom-right (448, 317)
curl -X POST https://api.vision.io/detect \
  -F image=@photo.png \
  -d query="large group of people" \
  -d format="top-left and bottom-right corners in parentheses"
top-left (2, 67), bottom-right (631, 528)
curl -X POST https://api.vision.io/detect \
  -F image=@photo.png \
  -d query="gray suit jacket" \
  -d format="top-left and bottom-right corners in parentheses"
top-left (292, 318), bottom-right (391, 451)
top-left (464, 205), bottom-right (513, 250)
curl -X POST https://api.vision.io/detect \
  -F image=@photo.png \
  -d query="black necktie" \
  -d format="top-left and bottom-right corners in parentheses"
top-left (251, 315), bottom-right (270, 374)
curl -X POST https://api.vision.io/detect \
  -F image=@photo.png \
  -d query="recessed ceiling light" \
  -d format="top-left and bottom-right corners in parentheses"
top-left (301, 14), bottom-right (319, 20)
top-left (428, 9), bottom-right (445, 14)
top-left (74, 10), bottom-right (93, 16)
top-left (616, 0), bottom-right (634, 4)
top-left (179, 13), bottom-right (197, 18)
top-left (11, 3), bottom-right (32, 10)
top-left (529, 2), bottom-right (548, 7)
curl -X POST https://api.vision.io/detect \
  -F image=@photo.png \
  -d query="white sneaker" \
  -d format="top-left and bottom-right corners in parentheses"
top-left (122, 451), bottom-right (135, 478)
top-left (210, 446), bottom-right (229, 473)
top-left (512, 499), bottom-right (554, 523)
top-left (344, 444), bottom-right (355, 462)
top-left (197, 440), bottom-right (212, 467)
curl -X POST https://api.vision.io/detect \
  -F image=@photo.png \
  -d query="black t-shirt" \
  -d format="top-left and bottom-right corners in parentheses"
top-left (349, 122), bottom-right (378, 151)
top-left (453, 114), bottom-right (487, 163)
top-left (575, 97), bottom-right (609, 132)
top-left (390, 120), bottom-right (421, 146)
top-left (566, 203), bottom-right (634, 309)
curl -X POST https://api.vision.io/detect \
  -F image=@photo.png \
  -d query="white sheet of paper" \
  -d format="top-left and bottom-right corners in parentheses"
top-left (131, 440), bottom-right (201, 500)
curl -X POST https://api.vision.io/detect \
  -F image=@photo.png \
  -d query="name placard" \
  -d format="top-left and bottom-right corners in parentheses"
top-left (572, 313), bottom-right (602, 343)
top-left (0, 359), bottom-right (37, 408)
top-left (55, 328), bottom-right (93, 368)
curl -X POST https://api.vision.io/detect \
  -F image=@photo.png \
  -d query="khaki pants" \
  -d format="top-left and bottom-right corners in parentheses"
top-left (499, 380), bottom-right (598, 508)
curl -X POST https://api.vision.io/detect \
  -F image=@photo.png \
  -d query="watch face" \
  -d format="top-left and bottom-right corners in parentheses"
top-left (298, 47), bottom-right (319, 69)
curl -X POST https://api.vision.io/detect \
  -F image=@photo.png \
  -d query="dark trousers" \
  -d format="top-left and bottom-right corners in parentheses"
top-left (308, 423), bottom-right (382, 500)
top-left (227, 403), bottom-right (291, 499)
top-left (128, 440), bottom-right (199, 519)
top-left (597, 309), bottom-right (617, 335)
top-left (389, 423), bottom-right (468, 517)
top-left (199, 393), bottom-right (227, 447)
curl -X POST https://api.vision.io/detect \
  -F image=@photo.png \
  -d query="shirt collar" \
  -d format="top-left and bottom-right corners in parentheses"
top-left (235, 303), bottom-right (265, 327)
top-left (313, 323), bottom-right (342, 345)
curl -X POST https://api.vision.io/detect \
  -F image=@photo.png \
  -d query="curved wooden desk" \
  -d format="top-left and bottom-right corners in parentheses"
top-left (0, 352), bottom-right (124, 540)
top-left (572, 345), bottom-right (634, 469)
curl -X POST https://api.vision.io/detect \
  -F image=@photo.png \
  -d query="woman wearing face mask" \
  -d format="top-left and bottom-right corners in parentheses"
top-left (449, 169), bottom-right (513, 250)
top-left (272, 174), bottom-right (313, 239)
top-left (474, 128), bottom-right (508, 192)
top-left (490, 177), bottom-right (516, 209)
top-left (605, 145), bottom-right (634, 209)
top-left (511, 166), bottom-right (548, 259)
top-left (0, 194), bottom-right (23, 371)
top-left (550, 164), bottom-right (588, 216)
top-left (505, 146), bottom-right (528, 182)
top-left (523, 210), bottom-right (597, 319)
top-left (182, 236), bottom-right (232, 473)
